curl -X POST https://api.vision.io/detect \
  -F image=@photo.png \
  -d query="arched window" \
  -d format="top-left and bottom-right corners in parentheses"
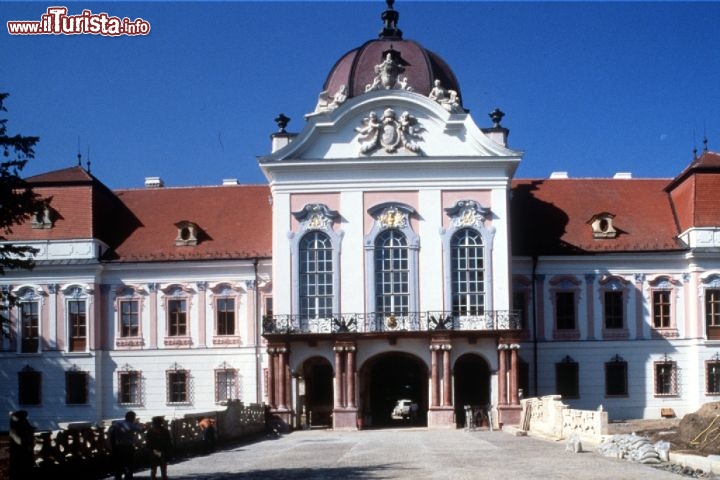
top-left (374, 229), bottom-right (409, 315)
top-left (451, 228), bottom-right (485, 316)
top-left (299, 231), bottom-right (334, 319)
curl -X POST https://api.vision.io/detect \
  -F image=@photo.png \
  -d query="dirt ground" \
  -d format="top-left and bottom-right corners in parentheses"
top-left (609, 403), bottom-right (720, 456)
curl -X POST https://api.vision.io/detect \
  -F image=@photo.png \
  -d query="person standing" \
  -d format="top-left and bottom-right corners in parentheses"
top-left (198, 417), bottom-right (216, 453)
top-left (9, 410), bottom-right (35, 479)
top-left (146, 416), bottom-right (172, 480)
top-left (109, 410), bottom-right (144, 480)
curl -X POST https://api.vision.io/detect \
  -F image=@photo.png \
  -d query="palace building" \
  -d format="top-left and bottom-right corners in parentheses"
top-left (2, 2), bottom-right (720, 431)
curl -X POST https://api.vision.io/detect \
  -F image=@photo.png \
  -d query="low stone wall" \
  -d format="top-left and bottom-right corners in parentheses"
top-left (10, 401), bottom-right (266, 479)
top-left (520, 395), bottom-right (608, 444)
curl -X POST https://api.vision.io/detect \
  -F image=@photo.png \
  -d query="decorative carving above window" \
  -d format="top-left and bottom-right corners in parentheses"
top-left (355, 108), bottom-right (422, 155)
top-left (588, 212), bottom-right (617, 239)
top-left (175, 221), bottom-right (200, 246)
top-left (444, 200), bottom-right (491, 229)
top-left (368, 202), bottom-right (415, 231)
top-left (292, 204), bottom-right (339, 232)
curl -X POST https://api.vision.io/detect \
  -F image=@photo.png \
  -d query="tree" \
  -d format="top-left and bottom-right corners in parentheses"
top-left (0, 92), bottom-right (45, 337)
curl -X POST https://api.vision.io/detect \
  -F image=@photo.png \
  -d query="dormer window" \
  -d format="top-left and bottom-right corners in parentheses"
top-left (175, 221), bottom-right (199, 246)
top-left (31, 205), bottom-right (53, 229)
top-left (588, 212), bottom-right (617, 239)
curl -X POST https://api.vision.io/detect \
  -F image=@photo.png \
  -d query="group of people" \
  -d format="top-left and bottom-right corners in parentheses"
top-left (109, 411), bottom-right (216, 480)
top-left (109, 411), bottom-right (172, 480)
top-left (10, 409), bottom-right (216, 480)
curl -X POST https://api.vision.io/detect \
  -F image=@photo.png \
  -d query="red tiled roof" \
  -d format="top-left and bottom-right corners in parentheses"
top-left (110, 185), bottom-right (272, 262)
top-left (666, 152), bottom-right (720, 230)
top-left (510, 178), bottom-right (682, 254)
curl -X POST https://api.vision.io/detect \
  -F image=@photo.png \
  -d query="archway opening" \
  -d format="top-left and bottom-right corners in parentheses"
top-left (300, 356), bottom-right (333, 428)
top-left (453, 353), bottom-right (491, 428)
top-left (359, 352), bottom-right (427, 428)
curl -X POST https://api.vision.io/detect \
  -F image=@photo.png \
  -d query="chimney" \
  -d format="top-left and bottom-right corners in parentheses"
top-left (549, 171), bottom-right (569, 179)
top-left (613, 172), bottom-right (632, 179)
top-left (222, 178), bottom-right (239, 186)
top-left (144, 176), bottom-right (164, 188)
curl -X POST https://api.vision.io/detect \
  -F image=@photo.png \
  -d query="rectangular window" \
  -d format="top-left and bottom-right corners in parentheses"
top-left (555, 292), bottom-right (575, 330)
top-left (605, 360), bottom-right (628, 397)
top-left (706, 290), bottom-right (720, 340)
top-left (655, 362), bottom-right (677, 396)
top-left (216, 298), bottom-right (235, 336)
top-left (168, 299), bottom-right (187, 336)
top-left (66, 370), bottom-right (88, 404)
top-left (555, 360), bottom-right (579, 399)
top-left (18, 370), bottom-right (41, 405)
top-left (167, 370), bottom-right (190, 404)
top-left (20, 301), bottom-right (40, 353)
top-left (604, 291), bottom-right (623, 329)
top-left (120, 300), bottom-right (139, 337)
top-left (512, 291), bottom-right (527, 330)
top-left (68, 300), bottom-right (87, 352)
top-left (707, 361), bottom-right (720, 395)
top-left (653, 290), bottom-right (671, 328)
top-left (215, 369), bottom-right (238, 403)
top-left (118, 371), bottom-right (142, 405)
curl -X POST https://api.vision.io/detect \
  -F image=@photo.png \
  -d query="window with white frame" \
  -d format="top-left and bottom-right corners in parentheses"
top-left (167, 364), bottom-right (191, 404)
top-left (648, 277), bottom-right (676, 336)
top-left (703, 275), bottom-right (720, 340)
top-left (118, 368), bottom-right (143, 405)
top-left (605, 355), bottom-right (628, 397)
top-left (555, 356), bottom-right (579, 399)
top-left (706, 357), bottom-right (720, 395)
top-left (549, 277), bottom-right (580, 339)
top-left (68, 299), bottom-right (87, 352)
top-left (119, 299), bottom-right (140, 338)
top-left (654, 357), bottom-right (678, 396)
top-left (451, 228), bottom-right (485, 316)
top-left (216, 297), bottom-right (235, 336)
top-left (66, 368), bottom-right (88, 404)
top-left (604, 291), bottom-right (623, 329)
top-left (167, 299), bottom-right (187, 336)
top-left (299, 231), bottom-right (333, 320)
top-left (215, 363), bottom-right (239, 403)
top-left (375, 228), bottom-right (409, 315)
top-left (18, 366), bottom-right (41, 406)
top-left (19, 300), bottom-right (39, 353)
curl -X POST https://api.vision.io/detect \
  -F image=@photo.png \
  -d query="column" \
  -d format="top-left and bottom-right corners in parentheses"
top-left (430, 346), bottom-right (439, 407)
top-left (267, 347), bottom-right (276, 408)
top-left (277, 347), bottom-right (287, 409)
top-left (442, 346), bottom-right (452, 407)
top-left (48, 284), bottom-right (58, 350)
top-left (284, 349), bottom-right (292, 409)
top-left (498, 344), bottom-right (508, 406)
top-left (334, 347), bottom-right (343, 409)
top-left (347, 347), bottom-right (356, 408)
top-left (509, 344), bottom-right (520, 405)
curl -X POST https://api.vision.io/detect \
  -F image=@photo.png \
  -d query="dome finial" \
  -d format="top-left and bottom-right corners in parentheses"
top-left (380, 0), bottom-right (402, 39)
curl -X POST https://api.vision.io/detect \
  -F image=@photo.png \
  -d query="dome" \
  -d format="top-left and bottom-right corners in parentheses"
top-left (315, 1), bottom-right (463, 113)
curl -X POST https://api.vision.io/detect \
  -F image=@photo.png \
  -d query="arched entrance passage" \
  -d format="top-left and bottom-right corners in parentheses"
top-left (453, 353), bottom-right (491, 428)
top-left (300, 356), bottom-right (333, 428)
top-left (359, 352), bottom-right (427, 428)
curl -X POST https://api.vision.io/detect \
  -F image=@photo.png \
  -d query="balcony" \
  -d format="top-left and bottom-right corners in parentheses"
top-left (262, 311), bottom-right (521, 336)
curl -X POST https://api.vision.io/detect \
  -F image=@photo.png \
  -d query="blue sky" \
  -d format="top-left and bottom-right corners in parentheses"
top-left (2, 1), bottom-right (720, 189)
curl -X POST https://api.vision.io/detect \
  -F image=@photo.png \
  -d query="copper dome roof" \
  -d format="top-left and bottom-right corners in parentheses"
top-left (319, 1), bottom-right (462, 106)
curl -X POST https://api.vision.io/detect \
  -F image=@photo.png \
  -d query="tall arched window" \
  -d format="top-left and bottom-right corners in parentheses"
top-left (375, 229), bottom-right (409, 315)
top-left (299, 231), bottom-right (334, 319)
top-left (451, 228), bottom-right (485, 315)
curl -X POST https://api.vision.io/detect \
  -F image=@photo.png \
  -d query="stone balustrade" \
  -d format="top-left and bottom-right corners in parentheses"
top-left (519, 395), bottom-right (608, 444)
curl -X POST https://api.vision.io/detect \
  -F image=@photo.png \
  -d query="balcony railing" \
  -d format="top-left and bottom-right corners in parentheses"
top-left (262, 311), bottom-right (521, 335)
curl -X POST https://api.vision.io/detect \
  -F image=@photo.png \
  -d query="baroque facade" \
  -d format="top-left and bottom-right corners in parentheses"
top-left (2, 2), bottom-right (720, 431)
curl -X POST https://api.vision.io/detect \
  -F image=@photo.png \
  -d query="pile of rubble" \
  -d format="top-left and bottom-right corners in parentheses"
top-left (597, 433), bottom-right (670, 464)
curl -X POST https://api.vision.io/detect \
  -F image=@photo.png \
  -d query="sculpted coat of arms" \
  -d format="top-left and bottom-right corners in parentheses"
top-left (355, 108), bottom-right (422, 154)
